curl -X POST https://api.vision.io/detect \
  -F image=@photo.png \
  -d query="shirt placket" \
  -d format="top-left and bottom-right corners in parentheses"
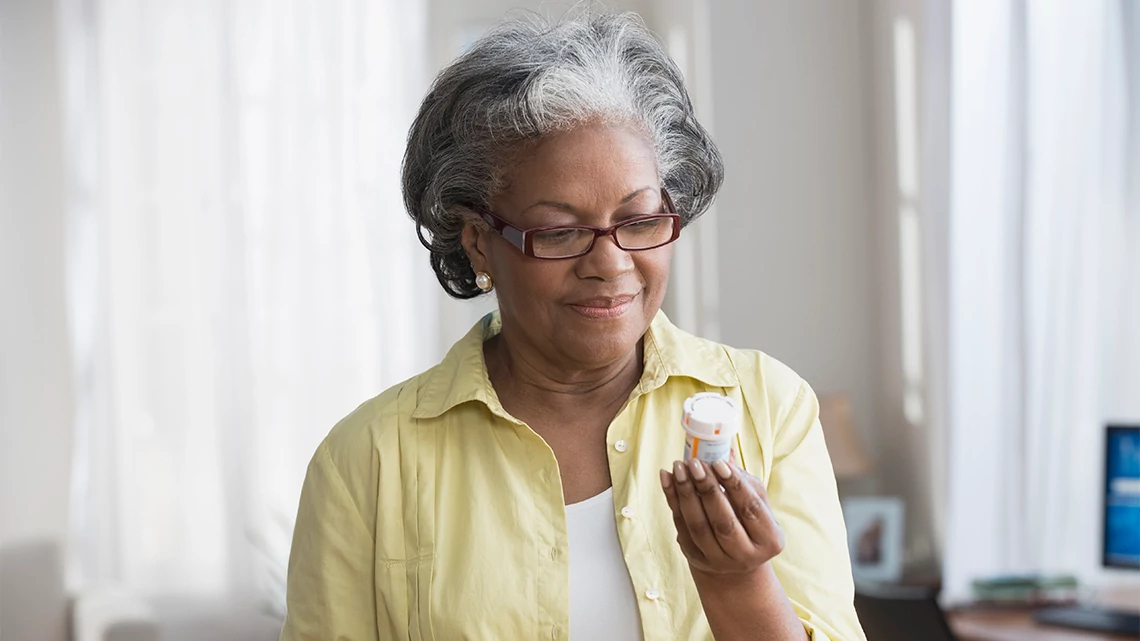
top-left (506, 413), bottom-right (570, 641)
top-left (478, 393), bottom-right (570, 641)
top-left (535, 447), bottom-right (569, 641)
top-left (609, 391), bottom-right (674, 640)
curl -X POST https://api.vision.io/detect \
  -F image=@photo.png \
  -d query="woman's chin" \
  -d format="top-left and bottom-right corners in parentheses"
top-left (558, 323), bottom-right (645, 367)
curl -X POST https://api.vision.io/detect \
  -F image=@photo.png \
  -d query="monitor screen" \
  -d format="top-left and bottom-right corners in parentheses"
top-left (1104, 424), bottom-right (1140, 569)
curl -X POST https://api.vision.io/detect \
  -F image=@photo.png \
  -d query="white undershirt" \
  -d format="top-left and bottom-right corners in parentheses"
top-left (565, 487), bottom-right (645, 641)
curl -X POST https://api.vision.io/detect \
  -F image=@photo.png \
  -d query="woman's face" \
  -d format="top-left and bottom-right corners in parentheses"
top-left (463, 122), bottom-right (673, 370)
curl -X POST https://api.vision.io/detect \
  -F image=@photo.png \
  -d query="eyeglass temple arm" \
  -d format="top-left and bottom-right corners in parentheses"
top-left (481, 212), bottom-right (527, 252)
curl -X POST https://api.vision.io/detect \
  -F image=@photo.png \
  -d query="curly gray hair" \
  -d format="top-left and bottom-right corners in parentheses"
top-left (402, 11), bottom-right (724, 299)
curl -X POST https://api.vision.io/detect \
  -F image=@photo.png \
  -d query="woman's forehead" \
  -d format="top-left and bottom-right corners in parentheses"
top-left (495, 123), bottom-right (660, 214)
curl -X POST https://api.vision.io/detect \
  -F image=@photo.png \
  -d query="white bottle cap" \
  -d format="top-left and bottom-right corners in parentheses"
top-left (682, 393), bottom-right (740, 441)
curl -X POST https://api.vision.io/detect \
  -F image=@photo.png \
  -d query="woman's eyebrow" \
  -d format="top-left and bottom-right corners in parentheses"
top-left (521, 200), bottom-right (576, 214)
top-left (619, 186), bottom-right (655, 204)
top-left (520, 186), bottom-right (656, 215)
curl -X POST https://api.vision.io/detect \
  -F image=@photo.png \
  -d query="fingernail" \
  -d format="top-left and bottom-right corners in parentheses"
top-left (659, 469), bottom-right (671, 489)
top-left (712, 460), bottom-right (732, 480)
top-left (673, 460), bottom-right (688, 482)
top-left (689, 458), bottom-right (706, 480)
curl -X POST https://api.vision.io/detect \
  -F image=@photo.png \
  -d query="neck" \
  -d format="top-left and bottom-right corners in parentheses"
top-left (484, 330), bottom-right (644, 417)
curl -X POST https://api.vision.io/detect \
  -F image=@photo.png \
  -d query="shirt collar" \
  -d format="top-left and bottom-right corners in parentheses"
top-left (412, 309), bottom-right (739, 420)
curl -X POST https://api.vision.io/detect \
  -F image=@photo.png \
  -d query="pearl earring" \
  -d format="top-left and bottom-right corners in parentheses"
top-left (475, 272), bottom-right (494, 292)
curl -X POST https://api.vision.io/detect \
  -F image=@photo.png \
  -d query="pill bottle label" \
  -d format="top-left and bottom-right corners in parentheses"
top-left (683, 433), bottom-right (738, 465)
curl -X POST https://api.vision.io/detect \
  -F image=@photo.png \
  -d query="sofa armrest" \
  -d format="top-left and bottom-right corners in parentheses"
top-left (72, 589), bottom-right (161, 641)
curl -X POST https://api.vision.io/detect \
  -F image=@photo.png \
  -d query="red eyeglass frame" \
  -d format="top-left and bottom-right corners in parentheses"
top-left (477, 188), bottom-right (682, 259)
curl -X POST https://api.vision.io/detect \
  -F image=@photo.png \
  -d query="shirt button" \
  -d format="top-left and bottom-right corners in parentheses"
top-left (549, 547), bottom-right (558, 560)
top-left (614, 439), bottom-right (628, 453)
top-left (645, 589), bottom-right (661, 601)
top-left (550, 624), bottom-right (559, 639)
top-left (620, 506), bottom-right (634, 519)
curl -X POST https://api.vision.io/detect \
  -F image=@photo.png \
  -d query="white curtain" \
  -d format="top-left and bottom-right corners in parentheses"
top-left (942, 0), bottom-right (1139, 601)
top-left (61, 0), bottom-right (435, 607)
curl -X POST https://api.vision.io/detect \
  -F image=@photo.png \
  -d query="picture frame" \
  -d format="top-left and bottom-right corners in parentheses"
top-left (841, 496), bottom-right (905, 583)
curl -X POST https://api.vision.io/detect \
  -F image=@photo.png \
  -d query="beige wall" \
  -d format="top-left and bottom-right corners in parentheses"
top-left (708, 2), bottom-right (880, 470)
top-left (0, 0), bottom-right (75, 544)
top-left (867, 0), bottom-right (945, 570)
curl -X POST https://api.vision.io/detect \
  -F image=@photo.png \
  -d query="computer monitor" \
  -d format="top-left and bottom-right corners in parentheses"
top-left (1104, 424), bottom-right (1140, 570)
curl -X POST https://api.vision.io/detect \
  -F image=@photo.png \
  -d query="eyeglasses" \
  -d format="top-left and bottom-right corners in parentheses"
top-left (478, 188), bottom-right (682, 259)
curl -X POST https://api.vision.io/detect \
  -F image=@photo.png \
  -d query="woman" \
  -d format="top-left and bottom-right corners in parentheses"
top-left (281, 11), bottom-right (866, 641)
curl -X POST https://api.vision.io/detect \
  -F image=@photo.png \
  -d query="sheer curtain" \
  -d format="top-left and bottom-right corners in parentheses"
top-left (61, 0), bottom-right (435, 606)
top-left (941, 0), bottom-right (1139, 601)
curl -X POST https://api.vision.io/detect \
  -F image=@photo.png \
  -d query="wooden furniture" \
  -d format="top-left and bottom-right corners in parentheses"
top-left (859, 575), bottom-right (1140, 641)
top-left (948, 607), bottom-right (1139, 641)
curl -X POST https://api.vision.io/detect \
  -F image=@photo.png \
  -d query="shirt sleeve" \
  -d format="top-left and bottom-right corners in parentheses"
top-left (767, 381), bottom-right (867, 641)
top-left (280, 441), bottom-right (379, 641)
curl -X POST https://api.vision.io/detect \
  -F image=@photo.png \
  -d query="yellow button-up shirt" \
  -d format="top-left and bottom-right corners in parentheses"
top-left (281, 311), bottom-right (866, 640)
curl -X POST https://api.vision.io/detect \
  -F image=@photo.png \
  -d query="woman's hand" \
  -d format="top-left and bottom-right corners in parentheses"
top-left (661, 459), bottom-right (808, 640)
top-left (660, 459), bottom-right (786, 578)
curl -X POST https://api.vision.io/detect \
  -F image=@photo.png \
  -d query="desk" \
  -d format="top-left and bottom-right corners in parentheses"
top-left (948, 608), bottom-right (1139, 641)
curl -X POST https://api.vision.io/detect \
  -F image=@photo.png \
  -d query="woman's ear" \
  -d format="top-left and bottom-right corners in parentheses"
top-left (460, 216), bottom-right (491, 275)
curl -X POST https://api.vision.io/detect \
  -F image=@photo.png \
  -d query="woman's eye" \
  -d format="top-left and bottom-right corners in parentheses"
top-left (626, 219), bottom-right (657, 228)
top-left (624, 218), bottom-right (665, 232)
top-left (534, 229), bottom-right (580, 244)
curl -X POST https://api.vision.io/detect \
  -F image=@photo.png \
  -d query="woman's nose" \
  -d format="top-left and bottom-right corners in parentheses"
top-left (574, 232), bottom-right (635, 280)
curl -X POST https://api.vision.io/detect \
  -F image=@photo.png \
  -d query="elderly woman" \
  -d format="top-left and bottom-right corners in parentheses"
top-left (281, 11), bottom-right (865, 641)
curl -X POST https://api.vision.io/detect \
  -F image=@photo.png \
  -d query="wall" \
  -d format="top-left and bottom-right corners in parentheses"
top-left (708, 3), bottom-right (880, 468)
top-left (865, 0), bottom-right (944, 571)
top-left (0, 0), bottom-right (75, 544)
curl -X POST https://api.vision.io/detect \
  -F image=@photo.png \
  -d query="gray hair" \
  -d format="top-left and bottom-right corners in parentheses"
top-left (402, 10), bottom-right (724, 299)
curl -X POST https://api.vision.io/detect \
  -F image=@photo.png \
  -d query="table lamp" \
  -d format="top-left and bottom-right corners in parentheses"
top-left (818, 393), bottom-right (873, 479)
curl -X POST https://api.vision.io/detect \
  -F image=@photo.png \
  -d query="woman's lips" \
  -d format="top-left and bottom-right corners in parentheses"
top-left (567, 294), bottom-right (637, 319)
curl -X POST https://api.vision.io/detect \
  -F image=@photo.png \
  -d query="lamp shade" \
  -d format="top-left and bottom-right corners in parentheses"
top-left (817, 393), bottom-right (873, 478)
